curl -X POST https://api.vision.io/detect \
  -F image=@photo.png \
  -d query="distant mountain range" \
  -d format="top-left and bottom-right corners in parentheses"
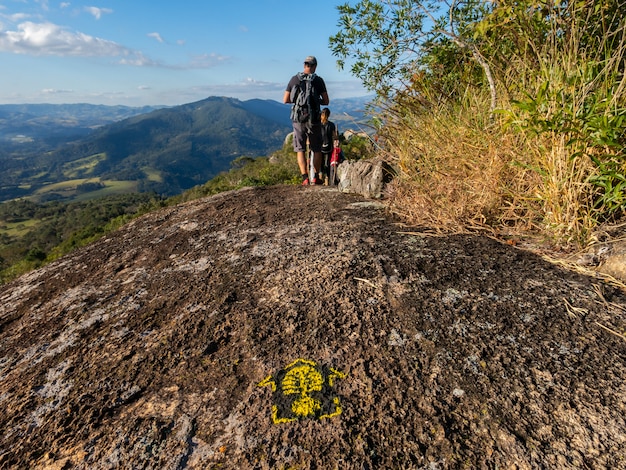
top-left (0, 103), bottom-right (163, 150)
top-left (0, 96), bottom-right (372, 202)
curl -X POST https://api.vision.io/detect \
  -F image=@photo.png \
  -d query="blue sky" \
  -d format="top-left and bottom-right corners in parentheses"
top-left (0, 0), bottom-right (367, 106)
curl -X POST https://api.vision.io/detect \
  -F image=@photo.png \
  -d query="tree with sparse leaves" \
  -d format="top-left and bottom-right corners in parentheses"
top-left (329, 0), bottom-right (497, 110)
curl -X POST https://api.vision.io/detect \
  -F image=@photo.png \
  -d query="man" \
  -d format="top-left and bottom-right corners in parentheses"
top-left (283, 55), bottom-right (330, 185)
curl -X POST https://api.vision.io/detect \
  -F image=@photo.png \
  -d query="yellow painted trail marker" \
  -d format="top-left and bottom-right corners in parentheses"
top-left (259, 359), bottom-right (346, 424)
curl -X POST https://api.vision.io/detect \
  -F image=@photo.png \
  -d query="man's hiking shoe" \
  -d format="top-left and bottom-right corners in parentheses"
top-left (302, 178), bottom-right (310, 186)
top-left (311, 177), bottom-right (323, 185)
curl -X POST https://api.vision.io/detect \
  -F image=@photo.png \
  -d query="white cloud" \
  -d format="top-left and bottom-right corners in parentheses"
top-left (0, 21), bottom-right (144, 63)
top-left (60, 3), bottom-right (71, 8)
top-left (4, 13), bottom-right (31, 22)
top-left (119, 54), bottom-right (160, 67)
top-left (147, 32), bottom-right (164, 43)
top-left (85, 6), bottom-right (113, 20)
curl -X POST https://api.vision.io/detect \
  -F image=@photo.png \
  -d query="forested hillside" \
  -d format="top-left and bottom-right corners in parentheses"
top-left (0, 193), bottom-right (161, 281)
top-left (0, 97), bottom-right (292, 202)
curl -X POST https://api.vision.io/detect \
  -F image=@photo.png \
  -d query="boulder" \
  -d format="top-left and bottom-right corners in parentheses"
top-left (1, 186), bottom-right (625, 469)
top-left (337, 158), bottom-right (394, 199)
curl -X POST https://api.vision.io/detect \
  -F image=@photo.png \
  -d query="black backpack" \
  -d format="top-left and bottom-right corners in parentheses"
top-left (290, 72), bottom-right (319, 124)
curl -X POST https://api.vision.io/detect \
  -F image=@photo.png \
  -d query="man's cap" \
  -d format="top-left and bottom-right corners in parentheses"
top-left (304, 56), bottom-right (317, 65)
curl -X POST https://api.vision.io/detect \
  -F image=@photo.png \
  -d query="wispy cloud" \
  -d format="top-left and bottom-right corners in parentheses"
top-left (119, 54), bottom-right (160, 67)
top-left (186, 78), bottom-right (285, 100)
top-left (2, 12), bottom-right (31, 22)
top-left (85, 6), bottom-right (113, 20)
top-left (42, 88), bottom-right (73, 95)
top-left (36, 0), bottom-right (50, 12)
top-left (147, 32), bottom-right (164, 43)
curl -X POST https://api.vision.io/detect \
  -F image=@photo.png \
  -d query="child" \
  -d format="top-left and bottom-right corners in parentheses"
top-left (320, 108), bottom-right (338, 184)
top-left (329, 139), bottom-right (344, 187)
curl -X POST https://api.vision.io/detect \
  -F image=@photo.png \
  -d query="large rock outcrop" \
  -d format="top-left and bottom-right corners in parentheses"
top-left (0, 185), bottom-right (625, 469)
top-left (337, 158), bottom-right (393, 199)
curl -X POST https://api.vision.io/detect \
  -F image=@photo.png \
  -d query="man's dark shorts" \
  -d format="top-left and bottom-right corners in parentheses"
top-left (292, 122), bottom-right (322, 153)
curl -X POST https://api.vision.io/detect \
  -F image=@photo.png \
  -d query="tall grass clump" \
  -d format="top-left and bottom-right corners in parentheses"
top-left (492, 0), bottom-right (626, 245)
top-left (355, 0), bottom-right (625, 248)
top-left (380, 88), bottom-right (521, 233)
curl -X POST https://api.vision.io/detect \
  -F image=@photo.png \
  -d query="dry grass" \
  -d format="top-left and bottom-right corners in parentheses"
top-left (380, 98), bottom-right (601, 249)
top-left (521, 134), bottom-right (598, 246)
top-left (382, 102), bottom-right (504, 229)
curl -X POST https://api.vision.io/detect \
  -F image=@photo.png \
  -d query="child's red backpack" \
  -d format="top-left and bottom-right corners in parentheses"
top-left (330, 146), bottom-right (344, 166)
